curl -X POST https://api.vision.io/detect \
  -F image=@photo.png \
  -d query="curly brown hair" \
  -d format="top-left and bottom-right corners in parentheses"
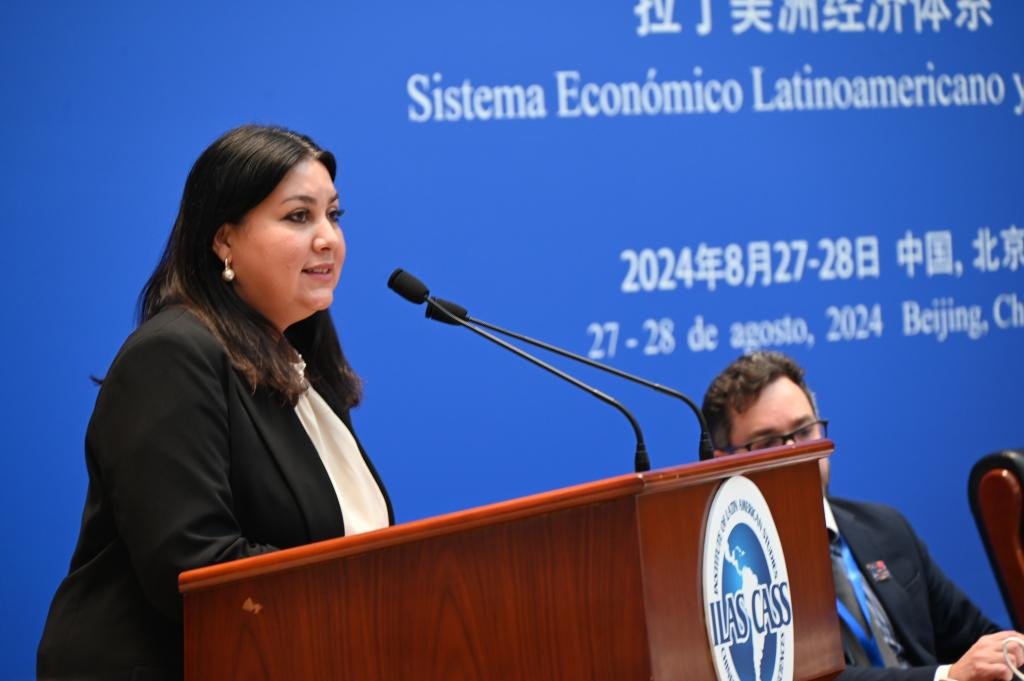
top-left (701, 351), bottom-right (816, 451)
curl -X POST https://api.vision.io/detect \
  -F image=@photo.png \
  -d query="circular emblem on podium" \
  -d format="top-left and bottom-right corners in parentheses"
top-left (702, 475), bottom-right (794, 681)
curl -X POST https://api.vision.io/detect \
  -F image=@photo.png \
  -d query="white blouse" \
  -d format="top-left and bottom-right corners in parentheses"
top-left (294, 385), bottom-right (389, 536)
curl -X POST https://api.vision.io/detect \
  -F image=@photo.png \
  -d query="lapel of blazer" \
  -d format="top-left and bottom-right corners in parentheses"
top-left (831, 501), bottom-right (932, 665)
top-left (233, 378), bottom-right (345, 543)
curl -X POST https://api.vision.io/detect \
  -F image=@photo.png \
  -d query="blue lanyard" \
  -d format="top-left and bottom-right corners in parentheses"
top-left (835, 535), bottom-right (885, 667)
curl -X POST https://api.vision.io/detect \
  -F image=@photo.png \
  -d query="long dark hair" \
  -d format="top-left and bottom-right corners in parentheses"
top-left (139, 124), bottom-right (361, 407)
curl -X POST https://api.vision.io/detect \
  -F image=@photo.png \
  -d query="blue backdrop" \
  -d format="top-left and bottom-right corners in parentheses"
top-left (3, 2), bottom-right (1022, 678)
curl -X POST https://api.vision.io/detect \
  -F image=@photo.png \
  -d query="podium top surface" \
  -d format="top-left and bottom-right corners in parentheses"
top-left (179, 439), bottom-right (833, 594)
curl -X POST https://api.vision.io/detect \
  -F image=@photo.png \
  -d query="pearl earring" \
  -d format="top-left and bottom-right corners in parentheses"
top-left (222, 257), bottom-right (236, 282)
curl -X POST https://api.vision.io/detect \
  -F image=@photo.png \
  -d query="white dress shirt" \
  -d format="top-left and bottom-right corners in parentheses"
top-left (295, 385), bottom-right (389, 536)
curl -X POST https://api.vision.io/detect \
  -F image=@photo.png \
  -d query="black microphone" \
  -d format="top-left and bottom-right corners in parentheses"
top-left (387, 268), bottom-right (430, 304)
top-left (426, 297), bottom-right (467, 324)
top-left (388, 268), bottom-right (650, 473)
top-left (425, 297), bottom-right (715, 462)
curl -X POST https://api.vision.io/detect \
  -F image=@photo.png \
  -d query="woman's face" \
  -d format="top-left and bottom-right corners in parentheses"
top-left (214, 159), bottom-right (344, 332)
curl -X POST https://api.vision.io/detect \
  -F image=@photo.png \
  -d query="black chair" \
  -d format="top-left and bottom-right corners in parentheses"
top-left (969, 449), bottom-right (1024, 630)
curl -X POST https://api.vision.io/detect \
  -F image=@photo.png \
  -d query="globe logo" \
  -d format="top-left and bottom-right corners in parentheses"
top-left (703, 476), bottom-right (794, 681)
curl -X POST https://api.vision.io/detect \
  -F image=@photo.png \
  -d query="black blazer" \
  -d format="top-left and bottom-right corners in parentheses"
top-left (38, 307), bottom-right (393, 681)
top-left (831, 497), bottom-right (999, 681)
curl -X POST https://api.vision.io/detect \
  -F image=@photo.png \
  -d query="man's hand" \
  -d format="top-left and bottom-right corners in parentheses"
top-left (947, 631), bottom-right (1024, 681)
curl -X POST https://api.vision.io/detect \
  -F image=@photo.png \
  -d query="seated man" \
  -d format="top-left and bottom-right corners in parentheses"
top-left (701, 351), bottom-right (1021, 681)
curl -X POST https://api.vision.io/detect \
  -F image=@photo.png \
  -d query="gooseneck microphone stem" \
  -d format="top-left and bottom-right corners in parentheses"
top-left (467, 314), bottom-right (715, 459)
top-left (427, 297), bottom-right (715, 462)
top-left (426, 297), bottom-right (651, 473)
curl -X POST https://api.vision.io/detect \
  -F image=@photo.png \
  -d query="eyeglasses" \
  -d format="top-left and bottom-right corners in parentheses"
top-left (725, 418), bottom-right (829, 454)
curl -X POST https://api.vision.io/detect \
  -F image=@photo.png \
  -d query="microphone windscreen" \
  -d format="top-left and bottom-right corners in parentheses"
top-left (388, 268), bottom-right (429, 304)
top-left (426, 298), bottom-right (468, 325)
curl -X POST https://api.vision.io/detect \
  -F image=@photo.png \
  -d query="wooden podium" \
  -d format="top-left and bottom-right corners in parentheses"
top-left (179, 441), bottom-right (843, 680)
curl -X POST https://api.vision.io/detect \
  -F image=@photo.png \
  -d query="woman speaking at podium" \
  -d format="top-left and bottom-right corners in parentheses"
top-left (38, 125), bottom-right (393, 680)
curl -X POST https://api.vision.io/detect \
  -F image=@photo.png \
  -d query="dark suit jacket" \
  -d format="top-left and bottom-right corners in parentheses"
top-left (831, 497), bottom-right (1000, 681)
top-left (38, 307), bottom-right (393, 681)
